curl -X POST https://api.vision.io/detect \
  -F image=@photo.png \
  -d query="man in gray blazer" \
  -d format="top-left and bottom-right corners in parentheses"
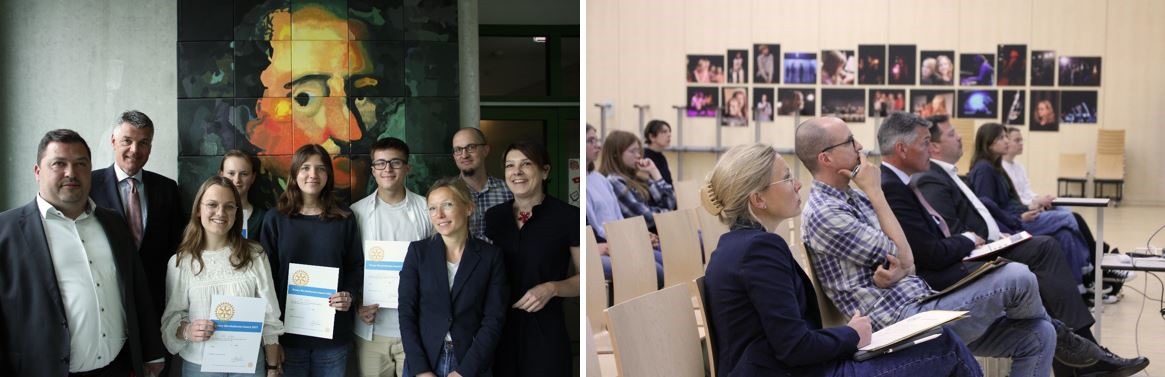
top-left (0, 129), bottom-right (164, 376)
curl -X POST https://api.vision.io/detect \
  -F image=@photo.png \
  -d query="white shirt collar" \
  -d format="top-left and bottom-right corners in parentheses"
top-left (880, 161), bottom-right (912, 186)
top-left (931, 158), bottom-right (957, 173)
top-left (35, 194), bottom-right (95, 220)
top-left (113, 164), bottom-right (143, 183)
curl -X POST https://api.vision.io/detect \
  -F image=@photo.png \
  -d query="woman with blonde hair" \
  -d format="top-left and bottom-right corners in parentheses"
top-left (162, 176), bottom-right (285, 376)
top-left (597, 130), bottom-right (676, 232)
top-left (701, 143), bottom-right (978, 376)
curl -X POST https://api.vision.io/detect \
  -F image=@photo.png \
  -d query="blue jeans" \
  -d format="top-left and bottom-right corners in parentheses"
top-left (180, 350), bottom-right (266, 377)
top-left (900, 263), bottom-right (1056, 377)
top-left (435, 341), bottom-right (459, 377)
top-left (282, 343), bottom-right (349, 377)
top-left (828, 326), bottom-right (980, 377)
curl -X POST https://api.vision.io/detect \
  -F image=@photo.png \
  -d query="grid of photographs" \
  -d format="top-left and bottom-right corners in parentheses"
top-left (681, 43), bottom-right (1101, 130)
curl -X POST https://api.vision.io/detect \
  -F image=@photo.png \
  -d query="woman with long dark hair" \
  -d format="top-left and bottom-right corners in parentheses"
top-left (260, 144), bottom-right (363, 376)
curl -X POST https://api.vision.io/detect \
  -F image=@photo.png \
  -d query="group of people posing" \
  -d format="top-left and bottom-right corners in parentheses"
top-left (0, 110), bottom-right (579, 377)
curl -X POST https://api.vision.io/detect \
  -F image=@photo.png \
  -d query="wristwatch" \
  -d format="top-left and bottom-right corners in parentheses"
top-left (265, 364), bottom-right (279, 370)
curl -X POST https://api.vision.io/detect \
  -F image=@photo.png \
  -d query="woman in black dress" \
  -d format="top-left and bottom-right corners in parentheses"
top-left (485, 142), bottom-right (580, 376)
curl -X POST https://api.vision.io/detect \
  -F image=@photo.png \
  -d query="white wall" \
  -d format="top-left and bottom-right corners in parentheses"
top-left (588, 0), bottom-right (1165, 206)
top-left (0, 0), bottom-right (177, 210)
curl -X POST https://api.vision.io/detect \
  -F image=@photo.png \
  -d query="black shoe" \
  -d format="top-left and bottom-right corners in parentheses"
top-left (1053, 320), bottom-right (1102, 368)
top-left (1075, 347), bottom-right (1149, 377)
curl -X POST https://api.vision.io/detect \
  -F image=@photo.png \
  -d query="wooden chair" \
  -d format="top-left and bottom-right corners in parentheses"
top-left (656, 209), bottom-right (705, 288)
top-left (692, 276), bottom-right (718, 377)
top-left (606, 284), bottom-right (705, 377)
top-left (588, 320), bottom-right (618, 377)
top-left (696, 208), bottom-right (729, 263)
top-left (1093, 129), bottom-right (1125, 203)
top-left (604, 216), bottom-right (659, 304)
top-left (798, 245), bottom-right (849, 327)
top-left (586, 226), bottom-right (614, 355)
top-left (1057, 153), bottom-right (1088, 198)
top-left (673, 179), bottom-right (702, 210)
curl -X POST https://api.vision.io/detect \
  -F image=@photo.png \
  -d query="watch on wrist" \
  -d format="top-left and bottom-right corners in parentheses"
top-left (265, 364), bottom-right (278, 370)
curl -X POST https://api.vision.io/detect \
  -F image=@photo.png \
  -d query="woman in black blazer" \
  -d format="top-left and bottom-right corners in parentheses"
top-left (399, 178), bottom-right (508, 377)
top-left (701, 143), bottom-right (980, 377)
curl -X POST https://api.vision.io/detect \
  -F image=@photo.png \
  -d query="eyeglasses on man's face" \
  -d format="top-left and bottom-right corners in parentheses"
top-left (372, 158), bottom-right (406, 171)
top-left (452, 143), bottom-right (484, 156)
top-left (820, 135), bottom-right (857, 154)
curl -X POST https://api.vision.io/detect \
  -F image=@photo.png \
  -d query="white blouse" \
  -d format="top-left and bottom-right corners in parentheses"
top-left (161, 244), bottom-right (284, 364)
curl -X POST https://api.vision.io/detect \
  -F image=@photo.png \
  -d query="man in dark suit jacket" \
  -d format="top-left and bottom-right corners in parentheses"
top-left (90, 110), bottom-right (183, 318)
top-left (876, 113), bottom-right (1148, 375)
top-left (398, 235), bottom-right (508, 376)
top-left (0, 129), bottom-right (164, 376)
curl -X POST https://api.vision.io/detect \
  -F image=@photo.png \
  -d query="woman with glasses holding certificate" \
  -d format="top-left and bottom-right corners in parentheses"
top-left (162, 176), bottom-right (285, 376)
top-left (399, 178), bottom-right (508, 377)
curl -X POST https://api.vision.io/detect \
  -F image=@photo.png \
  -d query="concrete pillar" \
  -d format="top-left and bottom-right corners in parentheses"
top-left (458, 0), bottom-right (479, 129)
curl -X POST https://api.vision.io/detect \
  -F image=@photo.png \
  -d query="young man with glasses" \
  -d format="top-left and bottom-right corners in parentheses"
top-left (451, 127), bottom-right (513, 241)
top-left (351, 137), bottom-right (434, 377)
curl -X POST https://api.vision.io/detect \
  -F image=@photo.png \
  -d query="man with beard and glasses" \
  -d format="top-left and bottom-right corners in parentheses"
top-left (451, 128), bottom-right (513, 241)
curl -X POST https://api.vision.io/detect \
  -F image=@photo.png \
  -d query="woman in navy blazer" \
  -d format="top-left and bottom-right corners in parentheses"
top-left (701, 143), bottom-right (979, 377)
top-left (399, 178), bottom-right (508, 377)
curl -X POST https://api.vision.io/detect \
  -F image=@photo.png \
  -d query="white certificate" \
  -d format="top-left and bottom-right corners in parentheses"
top-left (363, 240), bottom-right (409, 308)
top-left (284, 263), bottom-right (339, 339)
top-left (202, 295), bottom-right (266, 373)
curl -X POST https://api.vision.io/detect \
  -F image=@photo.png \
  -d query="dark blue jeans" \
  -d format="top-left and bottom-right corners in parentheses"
top-left (282, 343), bottom-right (349, 377)
top-left (832, 326), bottom-right (982, 377)
top-left (405, 341), bottom-right (459, 377)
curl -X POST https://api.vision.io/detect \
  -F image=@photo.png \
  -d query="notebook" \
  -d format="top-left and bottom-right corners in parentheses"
top-left (853, 310), bottom-right (968, 361)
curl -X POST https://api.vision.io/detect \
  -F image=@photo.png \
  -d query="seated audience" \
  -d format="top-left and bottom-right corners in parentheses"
top-left (702, 142), bottom-right (980, 376)
top-left (795, 116), bottom-right (1107, 376)
top-left (642, 120), bottom-right (674, 185)
top-left (586, 125), bottom-right (663, 281)
top-left (598, 130), bottom-right (676, 233)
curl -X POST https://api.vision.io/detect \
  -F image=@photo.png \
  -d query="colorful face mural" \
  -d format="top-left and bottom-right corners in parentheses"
top-left (178, 0), bottom-right (461, 209)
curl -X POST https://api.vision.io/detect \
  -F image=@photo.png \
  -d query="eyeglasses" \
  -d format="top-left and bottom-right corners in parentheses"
top-left (586, 137), bottom-right (602, 146)
top-left (767, 175), bottom-right (796, 187)
top-left (819, 135), bottom-right (856, 154)
top-left (202, 202), bottom-right (238, 213)
top-left (371, 158), bottom-right (406, 171)
top-left (427, 201), bottom-right (456, 213)
top-left (452, 143), bottom-right (484, 156)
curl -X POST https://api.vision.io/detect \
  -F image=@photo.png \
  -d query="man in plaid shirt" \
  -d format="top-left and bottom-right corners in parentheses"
top-left (452, 128), bottom-right (514, 241)
top-left (796, 116), bottom-right (1104, 376)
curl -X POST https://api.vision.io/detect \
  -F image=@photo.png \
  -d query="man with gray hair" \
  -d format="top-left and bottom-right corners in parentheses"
top-left (798, 115), bottom-right (1104, 376)
top-left (91, 110), bottom-right (184, 326)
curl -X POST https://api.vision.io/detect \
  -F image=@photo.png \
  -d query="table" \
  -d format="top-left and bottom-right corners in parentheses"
top-left (1052, 197), bottom-right (1111, 338)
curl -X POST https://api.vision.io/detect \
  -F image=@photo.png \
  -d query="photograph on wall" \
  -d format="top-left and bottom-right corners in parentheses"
top-left (996, 44), bottom-right (1027, 86)
top-left (910, 89), bottom-right (955, 118)
top-left (754, 44), bottom-right (779, 83)
top-left (956, 90), bottom-right (998, 119)
top-left (177, 0), bottom-right (459, 207)
top-left (727, 49), bottom-right (750, 84)
top-left (858, 44), bottom-right (886, 85)
top-left (820, 49), bottom-right (856, 85)
top-left (721, 87), bottom-right (749, 126)
top-left (959, 53), bottom-right (995, 86)
top-left (687, 54), bottom-right (726, 83)
top-left (687, 86), bottom-right (720, 117)
top-left (784, 52), bottom-right (818, 84)
top-left (1030, 50), bottom-right (1055, 86)
top-left (919, 50), bottom-right (955, 85)
top-left (1030, 90), bottom-right (1061, 132)
top-left (821, 89), bottom-right (865, 123)
top-left (1060, 91), bottom-right (1098, 123)
top-left (868, 89), bottom-right (906, 117)
top-left (754, 87), bottom-right (775, 122)
top-left (1000, 90), bottom-right (1026, 125)
top-left (568, 159), bottom-right (580, 206)
top-left (887, 44), bottom-right (917, 85)
top-left (777, 88), bottom-right (816, 116)
top-left (1058, 56), bottom-right (1102, 86)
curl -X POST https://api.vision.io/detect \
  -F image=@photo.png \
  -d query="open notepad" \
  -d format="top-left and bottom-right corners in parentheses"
top-left (964, 231), bottom-right (1031, 261)
top-left (853, 310), bottom-right (969, 361)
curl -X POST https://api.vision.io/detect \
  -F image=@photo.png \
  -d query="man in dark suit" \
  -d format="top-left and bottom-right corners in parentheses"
top-left (90, 110), bottom-right (183, 319)
top-left (0, 129), bottom-right (165, 376)
top-left (876, 112), bottom-right (1148, 376)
